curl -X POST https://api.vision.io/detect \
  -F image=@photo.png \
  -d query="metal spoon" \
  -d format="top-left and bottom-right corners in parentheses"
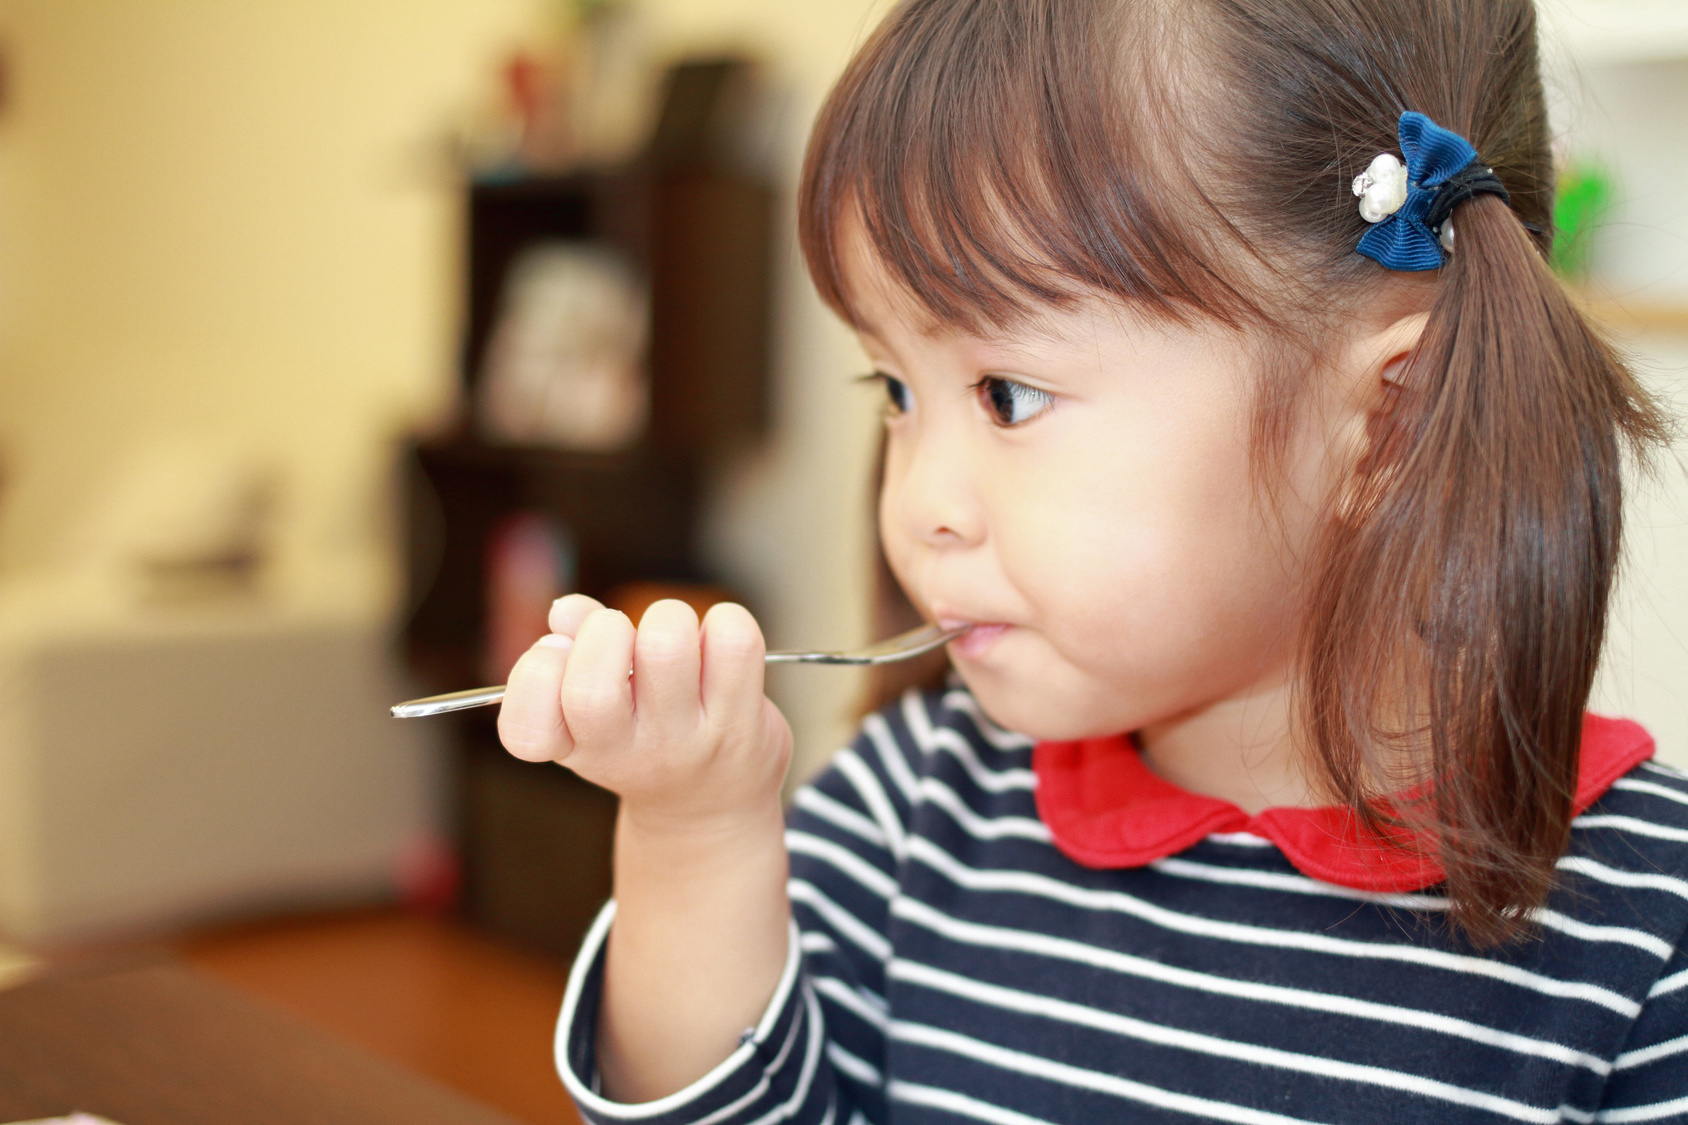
top-left (390, 623), bottom-right (969, 718)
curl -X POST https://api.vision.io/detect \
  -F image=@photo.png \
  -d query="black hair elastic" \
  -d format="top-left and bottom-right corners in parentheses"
top-left (1357, 113), bottom-right (1512, 270)
top-left (1423, 158), bottom-right (1511, 236)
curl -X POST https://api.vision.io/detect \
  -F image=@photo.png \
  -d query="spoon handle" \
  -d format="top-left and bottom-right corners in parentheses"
top-left (391, 623), bottom-right (968, 718)
top-left (391, 686), bottom-right (509, 719)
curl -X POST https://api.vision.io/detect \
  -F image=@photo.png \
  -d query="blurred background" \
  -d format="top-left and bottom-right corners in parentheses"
top-left (0, 1), bottom-right (1680, 1122)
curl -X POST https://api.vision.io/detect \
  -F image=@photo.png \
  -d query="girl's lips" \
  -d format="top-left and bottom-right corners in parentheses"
top-left (947, 622), bottom-right (1011, 661)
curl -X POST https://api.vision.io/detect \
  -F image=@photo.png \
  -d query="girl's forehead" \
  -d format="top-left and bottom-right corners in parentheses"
top-left (832, 209), bottom-right (1271, 366)
top-left (846, 275), bottom-right (1211, 369)
top-left (834, 223), bottom-right (942, 333)
top-left (837, 222), bottom-right (1149, 353)
top-left (850, 298), bottom-right (1080, 360)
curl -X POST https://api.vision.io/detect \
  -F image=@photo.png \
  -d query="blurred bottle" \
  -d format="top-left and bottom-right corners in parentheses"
top-left (505, 49), bottom-right (576, 172)
top-left (454, 0), bottom-right (657, 179)
top-left (570, 0), bottom-right (658, 168)
top-left (484, 512), bottom-right (575, 682)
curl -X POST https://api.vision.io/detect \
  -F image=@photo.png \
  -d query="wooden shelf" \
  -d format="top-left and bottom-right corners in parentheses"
top-left (402, 57), bottom-right (776, 966)
top-left (1577, 293), bottom-right (1688, 336)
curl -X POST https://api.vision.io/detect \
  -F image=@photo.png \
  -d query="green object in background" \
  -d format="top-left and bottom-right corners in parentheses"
top-left (1552, 161), bottom-right (1614, 279)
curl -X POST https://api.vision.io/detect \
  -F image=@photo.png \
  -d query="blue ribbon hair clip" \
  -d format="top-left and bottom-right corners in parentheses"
top-left (1352, 111), bottom-right (1510, 271)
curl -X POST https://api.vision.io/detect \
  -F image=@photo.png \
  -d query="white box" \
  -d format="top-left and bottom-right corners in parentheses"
top-left (0, 583), bottom-right (440, 944)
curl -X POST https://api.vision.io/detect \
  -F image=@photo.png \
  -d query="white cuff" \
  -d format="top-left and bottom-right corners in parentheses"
top-left (553, 900), bottom-right (805, 1121)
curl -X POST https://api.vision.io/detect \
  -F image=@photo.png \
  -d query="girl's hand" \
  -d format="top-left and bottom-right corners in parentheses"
top-left (502, 594), bottom-right (794, 1099)
top-left (497, 594), bottom-right (793, 831)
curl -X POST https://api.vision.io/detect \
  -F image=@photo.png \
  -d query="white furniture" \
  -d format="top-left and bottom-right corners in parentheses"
top-left (0, 577), bottom-right (440, 945)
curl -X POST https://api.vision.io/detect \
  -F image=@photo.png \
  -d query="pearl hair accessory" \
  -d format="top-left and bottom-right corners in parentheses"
top-left (1353, 153), bottom-right (1410, 224)
top-left (1356, 113), bottom-right (1507, 271)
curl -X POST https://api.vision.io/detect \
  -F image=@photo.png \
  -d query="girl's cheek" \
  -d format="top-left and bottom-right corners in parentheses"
top-left (876, 500), bottom-right (926, 609)
top-left (877, 473), bottom-right (913, 557)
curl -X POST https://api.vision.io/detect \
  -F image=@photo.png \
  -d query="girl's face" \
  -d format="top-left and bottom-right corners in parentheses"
top-left (853, 240), bottom-right (1345, 744)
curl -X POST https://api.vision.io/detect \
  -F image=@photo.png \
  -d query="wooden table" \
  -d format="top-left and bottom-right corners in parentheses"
top-left (0, 958), bottom-right (523, 1125)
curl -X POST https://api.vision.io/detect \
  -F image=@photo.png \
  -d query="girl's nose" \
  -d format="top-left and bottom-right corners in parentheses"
top-left (883, 429), bottom-right (985, 550)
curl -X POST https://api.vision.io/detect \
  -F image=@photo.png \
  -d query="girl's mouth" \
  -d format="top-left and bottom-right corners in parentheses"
top-left (943, 621), bottom-right (1011, 661)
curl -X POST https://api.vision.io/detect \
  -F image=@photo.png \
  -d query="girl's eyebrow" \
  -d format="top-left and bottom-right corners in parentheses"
top-left (855, 322), bottom-right (888, 347)
top-left (968, 328), bottom-right (1074, 365)
top-left (849, 308), bottom-right (904, 349)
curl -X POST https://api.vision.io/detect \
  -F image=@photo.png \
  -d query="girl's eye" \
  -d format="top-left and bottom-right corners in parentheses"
top-left (866, 371), bottom-right (911, 415)
top-left (975, 375), bottom-right (1053, 426)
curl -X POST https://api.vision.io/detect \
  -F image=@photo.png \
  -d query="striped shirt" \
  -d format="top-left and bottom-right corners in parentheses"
top-left (555, 686), bottom-right (1688, 1124)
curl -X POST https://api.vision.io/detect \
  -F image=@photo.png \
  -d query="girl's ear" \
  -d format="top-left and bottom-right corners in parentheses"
top-left (1331, 311), bottom-right (1429, 515)
top-left (1371, 312), bottom-right (1430, 389)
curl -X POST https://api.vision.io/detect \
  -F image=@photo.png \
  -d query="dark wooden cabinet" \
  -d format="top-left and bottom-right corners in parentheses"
top-left (400, 59), bottom-right (774, 961)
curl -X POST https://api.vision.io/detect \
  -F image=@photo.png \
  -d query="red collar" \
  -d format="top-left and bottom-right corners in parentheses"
top-left (1032, 713), bottom-right (1654, 893)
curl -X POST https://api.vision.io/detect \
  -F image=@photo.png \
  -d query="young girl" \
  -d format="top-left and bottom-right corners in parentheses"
top-left (497, 0), bottom-right (1688, 1120)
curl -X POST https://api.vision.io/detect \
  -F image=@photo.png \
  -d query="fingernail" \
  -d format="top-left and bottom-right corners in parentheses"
top-left (538, 633), bottom-right (574, 651)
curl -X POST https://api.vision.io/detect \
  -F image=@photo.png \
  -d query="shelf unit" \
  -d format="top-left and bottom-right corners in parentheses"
top-left (401, 59), bottom-right (775, 960)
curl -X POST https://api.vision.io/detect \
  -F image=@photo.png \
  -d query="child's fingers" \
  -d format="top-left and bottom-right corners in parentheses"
top-left (500, 592), bottom-right (601, 765)
top-left (699, 602), bottom-right (766, 730)
top-left (561, 608), bottom-right (637, 752)
top-left (548, 593), bottom-right (605, 637)
top-left (633, 599), bottom-right (703, 739)
top-left (498, 635), bottom-right (576, 763)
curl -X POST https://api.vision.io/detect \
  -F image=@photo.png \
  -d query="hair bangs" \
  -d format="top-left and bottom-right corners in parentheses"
top-left (799, 0), bottom-right (1256, 335)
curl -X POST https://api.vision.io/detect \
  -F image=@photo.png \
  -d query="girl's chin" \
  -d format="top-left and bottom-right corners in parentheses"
top-left (948, 658), bottom-right (1113, 743)
top-left (962, 693), bottom-right (1091, 743)
top-left (952, 662), bottom-right (1066, 739)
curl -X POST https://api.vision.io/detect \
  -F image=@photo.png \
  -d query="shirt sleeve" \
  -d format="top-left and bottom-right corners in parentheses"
top-left (1599, 941), bottom-right (1688, 1121)
top-left (553, 711), bottom-right (920, 1125)
top-left (554, 902), bottom-right (839, 1125)
top-left (784, 721), bottom-right (917, 1124)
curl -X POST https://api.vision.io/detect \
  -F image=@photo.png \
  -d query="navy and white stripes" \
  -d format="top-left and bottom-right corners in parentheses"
top-left (558, 689), bottom-right (1688, 1123)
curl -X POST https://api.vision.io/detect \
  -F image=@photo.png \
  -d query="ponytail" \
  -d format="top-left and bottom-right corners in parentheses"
top-left (1303, 194), bottom-right (1668, 945)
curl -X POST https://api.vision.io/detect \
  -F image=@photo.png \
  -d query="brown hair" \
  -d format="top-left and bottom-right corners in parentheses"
top-left (798, 0), bottom-right (1669, 945)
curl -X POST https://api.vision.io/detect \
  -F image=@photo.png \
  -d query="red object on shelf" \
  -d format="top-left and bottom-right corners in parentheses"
top-left (484, 512), bottom-right (572, 683)
top-left (505, 53), bottom-right (544, 148)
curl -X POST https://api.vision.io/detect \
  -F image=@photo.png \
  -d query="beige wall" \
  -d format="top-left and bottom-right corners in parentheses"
top-left (0, 0), bottom-right (893, 775)
top-left (0, 1), bottom-right (561, 941)
top-left (0, 0), bottom-right (541, 607)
